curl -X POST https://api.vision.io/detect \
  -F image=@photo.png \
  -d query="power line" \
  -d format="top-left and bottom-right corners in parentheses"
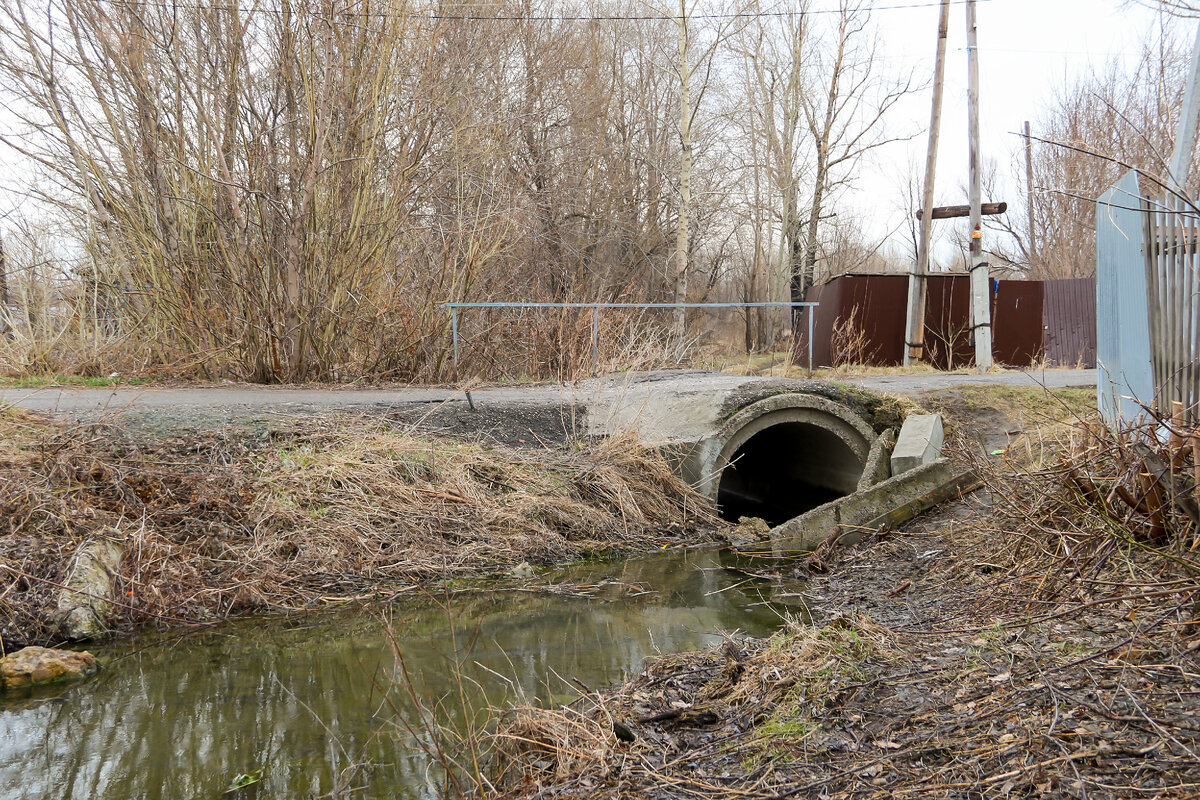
top-left (428, 0), bottom-right (993, 21)
top-left (103, 0), bottom-right (993, 22)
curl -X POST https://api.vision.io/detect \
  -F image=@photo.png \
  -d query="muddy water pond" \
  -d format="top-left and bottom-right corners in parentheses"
top-left (0, 548), bottom-right (803, 800)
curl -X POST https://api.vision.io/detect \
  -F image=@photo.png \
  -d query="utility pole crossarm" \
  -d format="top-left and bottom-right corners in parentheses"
top-left (915, 202), bottom-right (1007, 220)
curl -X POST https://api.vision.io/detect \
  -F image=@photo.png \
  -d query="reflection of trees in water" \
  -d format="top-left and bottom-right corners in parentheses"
top-left (0, 549), bottom-right (799, 800)
top-left (19, 635), bottom-right (408, 799)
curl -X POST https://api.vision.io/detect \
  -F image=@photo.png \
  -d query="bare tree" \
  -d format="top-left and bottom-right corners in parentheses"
top-left (0, 0), bottom-right (920, 380)
top-left (734, 3), bottom-right (812, 341)
top-left (0, 227), bottom-right (8, 337)
top-left (1025, 22), bottom-right (1193, 278)
top-left (796, 0), bottom-right (916, 304)
top-left (1129, 0), bottom-right (1200, 16)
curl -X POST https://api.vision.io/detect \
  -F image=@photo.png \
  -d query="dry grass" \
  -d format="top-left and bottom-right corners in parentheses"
top-left (483, 399), bottom-right (1200, 800)
top-left (493, 705), bottom-right (616, 789)
top-left (717, 350), bottom-right (948, 380)
top-left (0, 411), bottom-right (716, 647)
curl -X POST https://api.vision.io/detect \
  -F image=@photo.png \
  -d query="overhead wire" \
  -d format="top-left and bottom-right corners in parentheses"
top-left (100, 0), bottom-right (994, 22)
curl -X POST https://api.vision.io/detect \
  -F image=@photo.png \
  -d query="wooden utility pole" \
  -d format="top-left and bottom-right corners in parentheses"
top-left (1023, 121), bottom-right (1038, 270)
top-left (904, 0), bottom-right (951, 367)
top-left (966, 0), bottom-right (992, 370)
top-left (673, 0), bottom-right (692, 337)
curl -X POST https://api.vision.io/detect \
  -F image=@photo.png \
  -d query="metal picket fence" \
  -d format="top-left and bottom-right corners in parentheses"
top-left (440, 301), bottom-right (819, 377)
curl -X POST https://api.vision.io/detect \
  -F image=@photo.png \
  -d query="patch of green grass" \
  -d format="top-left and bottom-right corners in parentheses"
top-left (0, 374), bottom-right (152, 388)
top-left (279, 446), bottom-right (317, 469)
top-left (1, 376), bottom-right (50, 387)
top-left (952, 385), bottom-right (1095, 423)
top-left (757, 714), bottom-right (817, 741)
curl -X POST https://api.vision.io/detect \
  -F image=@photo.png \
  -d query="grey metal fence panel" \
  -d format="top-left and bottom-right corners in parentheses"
top-left (1144, 191), bottom-right (1200, 422)
top-left (441, 301), bottom-right (819, 377)
top-left (1096, 170), bottom-right (1154, 428)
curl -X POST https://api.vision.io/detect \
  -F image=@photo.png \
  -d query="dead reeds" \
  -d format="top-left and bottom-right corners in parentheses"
top-left (967, 406), bottom-right (1200, 617)
top-left (0, 409), bottom-right (716, 648)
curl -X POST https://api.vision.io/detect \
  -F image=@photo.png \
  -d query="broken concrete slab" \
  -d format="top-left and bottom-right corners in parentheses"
top-left (56, 535), bottom-right (123, 640)
top-left (762, 457), bottom-right (979, 555)
top-left (857, 429), bottom-right (895, 491)
top-left (890, 414), bottom-right (945, 475)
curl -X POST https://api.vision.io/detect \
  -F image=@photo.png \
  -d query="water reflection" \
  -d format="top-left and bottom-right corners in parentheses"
top-left (0, 548), bottom-right (799, 800)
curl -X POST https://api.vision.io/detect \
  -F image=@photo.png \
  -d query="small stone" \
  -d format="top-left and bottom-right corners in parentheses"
top-left (728, 516), bottom-right (771, 547)
top-left (57, 536), bottom-right (123, 640)
top-left (0, 646), bottom-right (100, 691)
top-left (509, 562), bottom-right (535, 580)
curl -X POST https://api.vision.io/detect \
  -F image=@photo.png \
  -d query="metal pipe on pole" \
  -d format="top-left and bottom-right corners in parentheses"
top-left (903, 0), bottom-right (950, 367)
top-left (1023, 121), bottom-right (1038, 269)
top-left (1167, 21), bottom-right (1200, 193)
top-left (966, 0), bottom-right (992, 371)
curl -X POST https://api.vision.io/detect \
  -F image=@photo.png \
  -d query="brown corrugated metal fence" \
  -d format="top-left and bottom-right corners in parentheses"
top-left (1044, 278), bottom-right (1097, 367)
top-left (993, 281), bottom-right (1045, 366)
top-left (923, 276), bottom-right (975, 370)
top-left (803, 274), bottom-right (1096, 370)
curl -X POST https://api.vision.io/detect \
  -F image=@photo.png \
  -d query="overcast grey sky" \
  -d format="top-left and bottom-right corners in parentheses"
top-left (850, 0), bottom-right (1177, 257)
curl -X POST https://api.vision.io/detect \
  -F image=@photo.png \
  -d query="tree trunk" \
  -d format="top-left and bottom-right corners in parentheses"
top-left (673, 0), bottom-right (691, 336)
top-left (792, 180), bottom-right (823, 306)
top-left (0, 229), bottom-right (8, 337)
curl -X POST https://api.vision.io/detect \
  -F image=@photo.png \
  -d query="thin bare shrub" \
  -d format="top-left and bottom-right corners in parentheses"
top-left (829, 303), bottom-right (877, 367)
top-left (450, 306), bottom-right (699, 382)
top-left (0, 1), bottom-right (699, 383)
top-left (969, 404), bottom-right (1199, 621)
top-left (0, 222), bottom-right (135, 376)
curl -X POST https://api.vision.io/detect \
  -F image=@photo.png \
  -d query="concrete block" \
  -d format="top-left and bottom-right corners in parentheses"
top-left (765, 458), bottom-right (978, 556)
top-left (857, 429), bottom-right (895, 491)
top-left (768, 503), bottom-right (841, 555)
top-left (890, 414), bottom-right (944, 475)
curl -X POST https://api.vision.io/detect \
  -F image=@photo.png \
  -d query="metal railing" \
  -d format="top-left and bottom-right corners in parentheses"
top-left (440, 301), bottom-right (820, 377)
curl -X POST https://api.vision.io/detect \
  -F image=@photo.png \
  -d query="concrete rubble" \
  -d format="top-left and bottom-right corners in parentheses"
top-left (890, 414), bottom-right (945, 475)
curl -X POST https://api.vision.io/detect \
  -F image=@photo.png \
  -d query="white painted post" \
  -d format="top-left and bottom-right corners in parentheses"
top-left (966, 0), bottom-right (992, 371)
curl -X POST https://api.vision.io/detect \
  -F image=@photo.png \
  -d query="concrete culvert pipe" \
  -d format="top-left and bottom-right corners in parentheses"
top-left (707, 395), bottom-right (875, 526)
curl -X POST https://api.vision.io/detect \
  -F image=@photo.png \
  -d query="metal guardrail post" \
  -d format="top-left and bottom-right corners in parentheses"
top-left (450, 306), bottom-right (459, 372)
top-left (591, 305), bottom-right (600, 377)
top-left (807, 306), bottom-right (815, 378)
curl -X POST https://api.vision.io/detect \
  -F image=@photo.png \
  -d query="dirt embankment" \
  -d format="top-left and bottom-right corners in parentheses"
top-left (488, 387), bottom-right (1200, 800)
top-left (0, 406), bottom-right (717, 649)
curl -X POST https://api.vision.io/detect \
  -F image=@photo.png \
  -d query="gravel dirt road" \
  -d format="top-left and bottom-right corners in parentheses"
top-left (0, 367), bottom-right (1094, 419)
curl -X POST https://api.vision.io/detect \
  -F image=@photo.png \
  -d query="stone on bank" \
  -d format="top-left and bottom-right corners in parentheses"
top-left (0, 646), bottom-right (100, 691)
top-left (56, 535), bottom-right (124, 640)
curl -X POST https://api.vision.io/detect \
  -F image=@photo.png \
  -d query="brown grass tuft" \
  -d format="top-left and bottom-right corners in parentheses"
top-left (492, 705), bottom-right (615, 788)
top-left (0, 414), bottom-right (716, 647)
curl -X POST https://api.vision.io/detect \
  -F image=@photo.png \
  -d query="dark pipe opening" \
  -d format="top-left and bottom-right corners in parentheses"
top-left (717, 421), bottom-right (866, 526)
